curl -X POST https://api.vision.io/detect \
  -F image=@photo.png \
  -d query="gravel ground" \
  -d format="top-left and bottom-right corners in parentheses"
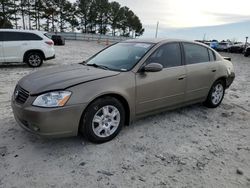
top-left (0, 40), bottom-right (250, 188)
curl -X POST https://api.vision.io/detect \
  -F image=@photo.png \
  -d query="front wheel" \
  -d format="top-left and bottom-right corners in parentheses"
top-left (81, 97), bottom-right (125, 143)
top-left (204, 80), bottom-right (225, 108)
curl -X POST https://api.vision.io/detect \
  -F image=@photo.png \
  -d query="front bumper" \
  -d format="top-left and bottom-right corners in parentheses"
top-left (11, 99), bottom-right (86, 138)
top-left (226, 72), bottom-right (235, 88)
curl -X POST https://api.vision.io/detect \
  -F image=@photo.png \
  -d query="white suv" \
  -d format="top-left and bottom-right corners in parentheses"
top-left (0, 29), bottom-right (55, 67)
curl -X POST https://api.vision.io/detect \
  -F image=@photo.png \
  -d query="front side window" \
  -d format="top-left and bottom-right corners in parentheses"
top-left (146, 43), bottom-right (182, 68)
top-left (3, 32), bottom-right (42, 41)
top-left (86, 42), bottom-right (154, 71)
top-left (183, 43), bottom-right (210, 64)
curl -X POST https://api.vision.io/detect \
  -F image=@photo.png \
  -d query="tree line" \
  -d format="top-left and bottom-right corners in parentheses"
top-left (0, 0), bottom-right (145, 37)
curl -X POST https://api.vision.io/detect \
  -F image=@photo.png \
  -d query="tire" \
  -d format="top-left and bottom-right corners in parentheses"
top-left (80, 97), bottom-right (125, 143)
top-left (204, 80), bottom-right (225, 108)
top-left (25, 52), bottom-right (43, 67)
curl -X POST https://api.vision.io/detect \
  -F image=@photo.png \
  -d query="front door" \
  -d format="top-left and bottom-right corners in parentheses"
top-left (136, 43), bottom-right (186, 115)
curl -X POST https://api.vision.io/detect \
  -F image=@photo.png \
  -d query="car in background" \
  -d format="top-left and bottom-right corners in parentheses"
top-left (210, 40), bottom-right (219, 50)
top-left (244, 47), bottom-right (250, 57)
top-left (12, 39), bottom-right (235, 143)
top-left (0, 29), bottom-right (55, 67)
top-left (202, 41), bottom-right (218, 50)
top-left (51, 35), bottom-right (65, 46)
top-left (228, 43), bottom-right (244, 53)
top-left (217, 42), bottom-right (231, 52)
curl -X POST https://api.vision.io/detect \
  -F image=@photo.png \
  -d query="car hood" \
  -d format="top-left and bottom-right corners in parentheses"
top-left (18, 64), bottom-right (120, 95)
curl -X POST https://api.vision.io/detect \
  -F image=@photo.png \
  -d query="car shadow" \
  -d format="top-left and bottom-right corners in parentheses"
top-left (0, 63), bottom-right (55, 69)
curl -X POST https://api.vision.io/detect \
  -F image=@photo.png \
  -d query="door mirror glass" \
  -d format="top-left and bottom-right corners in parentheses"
top-left (143, 63), bottom-right (163, 72)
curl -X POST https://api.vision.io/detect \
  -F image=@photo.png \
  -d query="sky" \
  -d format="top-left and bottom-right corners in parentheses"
top-left (70, 0), bottom-right (250, 42)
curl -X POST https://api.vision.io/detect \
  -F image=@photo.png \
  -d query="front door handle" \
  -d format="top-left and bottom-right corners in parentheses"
top-left (212, 69), bottom-right (217, 72)
top-left (178, 76), bottom-right (186, 80)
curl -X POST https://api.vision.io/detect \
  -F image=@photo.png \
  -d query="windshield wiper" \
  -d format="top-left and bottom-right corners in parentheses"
top-left (87, 63), bottom-right (110, 70)
top-left (79, 61), bottom-right (86, 65)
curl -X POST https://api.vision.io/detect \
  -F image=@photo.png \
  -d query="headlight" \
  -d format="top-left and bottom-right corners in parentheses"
top-left (33, 91), bottom-right (72, 107)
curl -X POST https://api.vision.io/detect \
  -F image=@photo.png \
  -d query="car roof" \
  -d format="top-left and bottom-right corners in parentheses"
top-left (124, 38), bottom-right (209, 47)
top-left (0, 29), bottom-right (44, 34)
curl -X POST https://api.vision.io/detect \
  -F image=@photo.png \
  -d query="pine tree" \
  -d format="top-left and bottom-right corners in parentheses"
top-left (0, 0), bottom-right (15, 28)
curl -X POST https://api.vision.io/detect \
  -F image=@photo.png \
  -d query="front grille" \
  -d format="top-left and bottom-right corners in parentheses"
top-left (15, 86), bottom-right (29, 104)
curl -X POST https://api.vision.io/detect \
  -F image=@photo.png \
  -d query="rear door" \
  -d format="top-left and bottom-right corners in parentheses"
top-left (182, 43), bottom-right (218, 102)
top-left (0, 32), bottom-right (4, 63)
top-left (136, 42), bottom-right (186, 115)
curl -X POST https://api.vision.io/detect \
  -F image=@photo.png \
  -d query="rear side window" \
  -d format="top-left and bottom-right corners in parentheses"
top-left (183, 43), bottom-right (209, 64)
top-left (146, 43), bottom-right (182, 68)
top-left (3, 32), bottom-right (43, 41)
top-left (208, 49), bottom-right (216, 61)
top-left (0, 32), bottom-right (3, 41)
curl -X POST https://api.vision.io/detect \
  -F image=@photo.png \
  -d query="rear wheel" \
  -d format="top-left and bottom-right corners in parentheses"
top-left (204, 80), bottom-right (225, 108)
top-left (81, 97), bottom-right (125, 143)
top-left (25, 52), bottom-right (43, 67)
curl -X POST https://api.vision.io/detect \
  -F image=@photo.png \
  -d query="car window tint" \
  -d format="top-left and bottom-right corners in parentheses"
top-left (183, 43), bottom-right (210, 64)
top-left (0, 32), bottom-right (3, 41)
top-left (208, 49), bottom-right (216, 61)
top-left (3, 32), bottom-right (42, 41)
top-left (23, 33), bottom-right (42, 40)
top-left (146, 43), bottom-right (182, 68)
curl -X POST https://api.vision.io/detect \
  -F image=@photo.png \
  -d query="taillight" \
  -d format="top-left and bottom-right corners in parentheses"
top-left (45, 41), bottom-right (54, 46)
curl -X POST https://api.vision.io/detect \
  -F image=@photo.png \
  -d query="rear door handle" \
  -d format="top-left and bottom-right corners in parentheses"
top-left (212, 69), bottom-right (217, 72)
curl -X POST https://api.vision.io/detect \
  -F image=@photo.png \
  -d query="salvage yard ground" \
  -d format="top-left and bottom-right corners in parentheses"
top-left (0, 40), bottom-right (250, 188)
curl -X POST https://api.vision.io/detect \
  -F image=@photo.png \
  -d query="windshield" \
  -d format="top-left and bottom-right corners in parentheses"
top-left (86, 42), bottom-right (154, 71)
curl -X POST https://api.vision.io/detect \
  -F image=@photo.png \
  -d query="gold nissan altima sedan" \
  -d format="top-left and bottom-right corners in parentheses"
top-left (11, 39), bottom-right (235, 143)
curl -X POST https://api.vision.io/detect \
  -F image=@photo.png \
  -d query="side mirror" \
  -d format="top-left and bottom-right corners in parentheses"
top-left (223, 57), bottom-right (231, 61)
top-left (142, 63), bottom-right (163, 72)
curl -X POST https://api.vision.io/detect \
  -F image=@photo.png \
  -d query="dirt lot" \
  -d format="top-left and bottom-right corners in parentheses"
top-left (0, 40), bottom-right (250, 188)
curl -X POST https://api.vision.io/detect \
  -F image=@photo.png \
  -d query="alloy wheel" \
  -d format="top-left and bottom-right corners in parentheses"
top-left (211, 83), bottom-right (224, 105)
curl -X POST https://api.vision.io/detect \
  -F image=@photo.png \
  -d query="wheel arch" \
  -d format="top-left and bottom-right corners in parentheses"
top-left (78, 93), bottom-right (131, 133)
top-left (23, 49), bottom-right (45, 62)
top-left (214, 76), bottom-right (227, 87)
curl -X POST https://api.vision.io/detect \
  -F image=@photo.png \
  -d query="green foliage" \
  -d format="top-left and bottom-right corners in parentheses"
top-left (0, 0), bottom-right (144, 37)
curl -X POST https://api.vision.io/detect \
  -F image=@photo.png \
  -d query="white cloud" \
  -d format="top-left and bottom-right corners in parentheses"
top-left (114, 0), bottom-right (250, 28)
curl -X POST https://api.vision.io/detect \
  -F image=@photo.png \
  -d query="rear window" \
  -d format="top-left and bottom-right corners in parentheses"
top-left (183, 43), bottom-right (210, 64)
top-left (44, 33), bottom-right (52, 39)
top-left (3, 32), bottom-right (43, 41)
